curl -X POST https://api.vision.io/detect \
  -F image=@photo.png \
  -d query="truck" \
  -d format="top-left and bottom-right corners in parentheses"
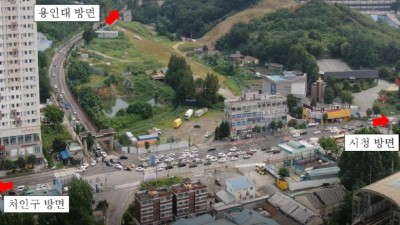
top-left (195, 108), bottom-right (208, 118)
top-left (184, 109), bottom-right (193, 120)
top-left (173, 118), bottom-right (182, 129)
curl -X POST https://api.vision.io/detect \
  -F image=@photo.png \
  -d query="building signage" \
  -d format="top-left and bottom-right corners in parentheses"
top-left (22, 126), bottom-right (40, 134)
top-left (303, 104), bottom-right (350, 112)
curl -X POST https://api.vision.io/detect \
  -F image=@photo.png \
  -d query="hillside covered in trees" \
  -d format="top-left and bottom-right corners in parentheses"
top-left (216, 0), bottom-right (400, 86)
top-left (129, 0), bottom-right (260, 38)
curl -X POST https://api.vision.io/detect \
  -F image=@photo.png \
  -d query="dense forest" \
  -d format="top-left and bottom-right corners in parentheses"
top-left (128, 0), bottom-right (259, 38)
top-left (216, 0), bottom-right (400, 87)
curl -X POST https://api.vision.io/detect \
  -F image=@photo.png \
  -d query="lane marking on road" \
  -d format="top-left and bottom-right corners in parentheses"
top-left (234, 163), bottom-right (258, 168)
top-left (114, 181), bottom-right (140, 190)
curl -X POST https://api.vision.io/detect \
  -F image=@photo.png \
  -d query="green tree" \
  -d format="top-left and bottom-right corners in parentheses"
top-left (52, 137), bottom-right (66, 153)
top-left (17, 156), bottom-right (26, 169)
top-left (82, 26), bottom-right (95, 44)
top-left (277, 121), bottom-right (283, 129)
top-left (310, 98), bottom-right (317, 107)
top-left (341, 90), bottom-right (353, 104)
top-left (4, 159), bottom-right (13, 170)
top-left (324, 87), bottom-right (334, 104)
top-left (372, 104), bottom-right (381, 115)
top-left (366, 108), bottom-right (373, 118)
top-left (67, 60), bottom-right (92, 84)
top-left (286, 94), bottom-right (298, 114)
top-left (86, 133), bottom-right (94, 151)
top-left (145, 141), bottom-right (150, 152)
top-left (342, 80), bottom-right (351, 90)
top-left (176, 72), bottom-right (195, 104)
top-left (269, 121), bottom-right (277, 131)
top-left (200, 73), bottom-right (220, 106)
top-left (0, 212), bottom-right (35, 225)
top-left (214, 126), bottom-right (220, 140)
top-left (27, 155), bottom-right (36, 168)
top-left (278, 167), bottom-right (289, 179)
top-left (379, 67), bottom-right (391, 79)
top-left (352, 83), bottom-right (361, 93)
top-left (339, 127), bottom-right (400, 191)
top-left (39, 68), bottom-right (52, 103)
top-left (65, 179), bottom-right (95, 225)
top-left (126, 102), bottom-right (153, 119)
top-left (323, 113), bottom-right (328, 126)
top-left (318, 137), bottom-right (340, 153)
top-left (43, 105), bottom-right (64, 125)
top-left (122, 204), bottom-right (135, 225)
top-left (287, 119), bottom-right (297, 127)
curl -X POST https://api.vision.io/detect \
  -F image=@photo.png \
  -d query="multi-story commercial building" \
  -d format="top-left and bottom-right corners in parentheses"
top-left (0, 0), bottom-right (43, 162)
top-left (311, 77), bottom-right (327, 102)
top-left (302, 103), bottom-right (351, 124)
top-left (134, 187), bottom-right (174, 225)
top-left (226, 176), bottom-right (256, 203)
top-left (171, 178), bottom-right (208, 220)
top-left (224, 91), bottom-right (287, 136)
top-left (262, 73), bottom-right (307, 98)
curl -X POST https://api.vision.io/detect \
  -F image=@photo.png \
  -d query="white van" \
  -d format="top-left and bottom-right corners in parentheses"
top-left (54, 84), bottom-right (58, 89)
top-left (17, 185), bottom-right (25, 192)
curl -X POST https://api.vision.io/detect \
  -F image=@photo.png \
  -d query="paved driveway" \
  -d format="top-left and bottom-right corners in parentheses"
top-left (353, 79), bottom-right (391, 115)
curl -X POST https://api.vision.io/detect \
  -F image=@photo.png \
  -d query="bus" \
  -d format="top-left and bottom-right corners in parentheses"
top-left (332, 134), bottom-right (345, 143)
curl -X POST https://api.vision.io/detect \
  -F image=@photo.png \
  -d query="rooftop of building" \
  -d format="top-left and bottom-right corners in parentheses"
top-left (135, 187), bottom-right (172, 201)
top-left (268, 192), bottom-right (323, 225)
top-left (173, 209), bottom-right (280, 225)
top-left (355, 171), bottom-right (400, 208)
top-left (95, 30), bottom-right (118, 33)
top-left (278, 140), bottom-right (319, 155)
top-left (54, 168), bottom-right (78, 178)
top-left (215, 190), bottom-right (236, 205)
top-left (293, 185), bottom-right (347, 209)
top-left (322, 70), bottom-right (379, 79)
top-left (171, 179), bottom-right (207, 193)
top-left (226, 176), bottom-right (254, 191)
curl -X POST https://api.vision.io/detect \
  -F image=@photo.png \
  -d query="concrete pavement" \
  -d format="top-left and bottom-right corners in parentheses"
top-left (353, 79), bottom-right (391, 115)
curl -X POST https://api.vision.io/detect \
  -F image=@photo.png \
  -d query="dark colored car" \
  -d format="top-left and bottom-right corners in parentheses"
top-left (165, 165), bottom-right (174, 170)
top-left (95, 151), bottom-right (102, 157)
top-left (272, 150), bottom-right (281, 154)
top-left (106, 161), bottom-right (112, 167)
top-left (120, 155), bottom-right (128, 160)
top-left (246, 151), bottom-right (254, 156)
top-left (300, 131), bottom-right (307, 135)
top-left (125, 167), bottom-right (132, 171)
top-left (204, 161), bottom-right (212, 166)
top-left (188, 163), bottom-right (197, 168)
top-left (110, 159), bottom-right (115, 163)
top-left (261, 148), bottom-right (267, 151)
top-left (208, 148), bottom-right (216, 151)
top-left (178, 163), bottom-right (186, 168)
top-left (214, 180), bottom-right (221, 186)
top-left (117, 162), bottom-right (123, 166)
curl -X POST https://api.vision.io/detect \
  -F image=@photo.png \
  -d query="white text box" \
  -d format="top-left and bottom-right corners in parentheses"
top-left (344, 134), bottom-right (399, 151)
top-left (4, 196), bottom-right (69, 213)
top-left (34, 5), bottom-right (100, 22)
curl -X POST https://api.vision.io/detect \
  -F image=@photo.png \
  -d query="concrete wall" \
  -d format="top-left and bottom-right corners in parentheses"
top-left (212, 196), bottom-right (269, 219)
top-left (117, 140), bottom-right (189, 155)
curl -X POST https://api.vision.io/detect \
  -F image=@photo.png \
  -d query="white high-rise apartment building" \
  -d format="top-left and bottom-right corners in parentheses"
top-left (0, 0), bottom-right (42, 162)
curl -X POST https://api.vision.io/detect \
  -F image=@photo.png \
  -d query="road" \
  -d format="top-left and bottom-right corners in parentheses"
top-left (353, 79), bottom-right (391, 115)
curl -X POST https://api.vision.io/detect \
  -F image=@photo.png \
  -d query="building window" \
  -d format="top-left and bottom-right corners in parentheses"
top-left (34, 146), bottom-right (40, 153)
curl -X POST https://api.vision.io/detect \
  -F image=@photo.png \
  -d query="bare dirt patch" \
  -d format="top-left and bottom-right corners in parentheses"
top-left (317, 59), bottom-right (352, 73)
top-left (198, 0), bottom-right (298, 50)
top-left (161, 111), bottom-right (223, 147)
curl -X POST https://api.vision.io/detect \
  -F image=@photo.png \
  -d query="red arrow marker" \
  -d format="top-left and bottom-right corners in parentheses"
top-left (372, 114), bottom-right (389, 127)
top-left (105, 10), bottom-right (119, 26)
top-left (0, 180), bottom-right (13, 193)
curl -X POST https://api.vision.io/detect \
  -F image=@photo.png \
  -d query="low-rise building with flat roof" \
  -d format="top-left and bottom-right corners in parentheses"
top-left (226, 176), bottom-right (256, 203)
top-left (302, 103), bottom-right (351, 124)
top-left (95, 30), bottom-right (119, 38)
top-left (262, 73), bottom-right (307, 98)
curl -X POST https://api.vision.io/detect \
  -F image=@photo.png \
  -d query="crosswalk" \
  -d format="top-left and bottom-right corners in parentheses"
top-left (234, 163), bottom-right (258, 168)
top-left (114, 181), bottom-right (140, 190)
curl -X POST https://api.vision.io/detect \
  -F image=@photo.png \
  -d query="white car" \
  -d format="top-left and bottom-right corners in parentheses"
top-left (156, 154), bottom-right (164, 159)
top-left (205, 132), bottom-right (211, 138)
top-left (229, 147), bottom-right (237, 152)
top-left (71, 116), bottom-right (76, 121)
top-left (190, 154), bottom-right (198, 158)
top-left (73, 111), bottom-right (77, 115)
top-left (210, 157), bottom-right (218, 162)
top-left (313, 130), bottom-right (321, 135)
top-left (168, 153), bottom-right (175, 157)
top-left (158, 163), bottom-right (167, 168)
top-left (184, 149), bottom-right (190, 154)
top-left (61, 90), bottom-right (65, 94)
top-left (206, 155), bottom-right (213, 159)
top-left (165, 157), bottom-right (174, 162)
top-left (76, 166), bottom-right (85, 173)
top-left (230, 157), bottom-right (238, 161)
top-left (136, 167), bottom-right (145, 172)
top-left (82, 163), bottom-right (89, 168)
top-left (115, 164), bottom-right (123, 170)
top-left (191, 148), bottom-right (198, 153)
top-left (36, 184), bottom-right (45, 190)
top-left (249, 148), bottom-right (257, 153)
top-left (293, 133), bottom-right (300, 138)
top-left (90, 161), bottom-right (96, 167)
top-left (156, 167), bottom-right (163, 171)
top-left (330, 129), bottom-right (338, 134)
top-left (179, 155), bottom-right (186, 159)
top-left (227, 152), bottom-right (234, 157)
top-left (53, 73), bottom-right (55, 77)
top-left (237, 151), bottom-right (245, 155)
top-left (218, 158), bottom-right (227, 163)
top-left (140, 157), bottom-right (149, 161)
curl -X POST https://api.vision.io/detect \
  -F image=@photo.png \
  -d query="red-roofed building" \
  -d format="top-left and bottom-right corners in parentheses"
top-left (242, 56), bottom-right (259, 66)
top-left (395, 78), bottom-right (400, 87)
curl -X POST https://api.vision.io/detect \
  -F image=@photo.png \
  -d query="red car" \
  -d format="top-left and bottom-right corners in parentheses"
top-left (246, 151), bottom-right (254, 156)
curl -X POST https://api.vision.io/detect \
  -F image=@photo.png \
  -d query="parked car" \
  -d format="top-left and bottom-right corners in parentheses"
top-left (261, 148), bottom-right (267, 151)
top-left (120, 155), bottom-right (128, 160)
top-left (191, 148), bottom-right (198, 153)
top-left (106, 161), bottom-right (112, 167)
top-left (208, 147), bottom-right (216, 151)
top-left (214, 180), bottom-right (221, 186)
top-left (272, 149), bottom-right (281, 154)
top-left (165, 165), bottom-right (174, 170)
top-left (127, 163), bottom-right (135, 168)
top-left (90, 161), bottom-right (96, 167)
top-left (178, 162), bottom-right (186, 167)
top-left (243, 154), bottom-right (251, 159)
top-left (136, 167), bottom-right (145, 172)
top-left (218, 158), bottom-right (227, 163)
top-left (230, 157), bottom-right (238, 161)
top-left (125, 167), bottom-right (132, 171)
top-left (229, 147), bottom-right (237, 152)
top-left (204, 160), bottom-right (212, 166)
top-left (293, 133), bottom-right (300, 138)
top-left (188, 163), bottom-right (197, 168)
top-left (246, 151), bottom-right (254, 156)
top-left (115, 164), bottom-right (123, 170)
top-left (313, 130), bottom-right (321, 135)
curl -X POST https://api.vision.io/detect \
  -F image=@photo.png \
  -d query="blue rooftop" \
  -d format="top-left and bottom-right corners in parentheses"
top-left (226, 176), bottom-right (254, 191)
top-left (60, 150), bottom-right (70, 160)
top-left (267, 75), bottom-right (298, 82)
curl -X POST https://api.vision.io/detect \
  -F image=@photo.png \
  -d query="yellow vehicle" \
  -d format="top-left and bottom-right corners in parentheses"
top-left (173, 118), bottom-right (182, 129)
